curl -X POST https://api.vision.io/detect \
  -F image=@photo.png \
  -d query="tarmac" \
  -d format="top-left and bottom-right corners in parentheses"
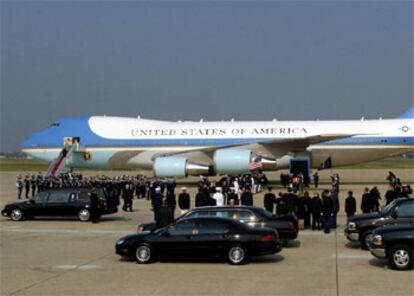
top-left (1, 169), bottom-right (413, 296)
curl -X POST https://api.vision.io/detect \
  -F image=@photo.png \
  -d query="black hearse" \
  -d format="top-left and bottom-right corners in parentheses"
top-left (345, 198), bottom-right (414, 249)
top-left (138, 206), bottom-right (298, 244)
top-left (117, 216), bottom-right (281, 265)
top-left (2, 187), bottom-right (119, 221)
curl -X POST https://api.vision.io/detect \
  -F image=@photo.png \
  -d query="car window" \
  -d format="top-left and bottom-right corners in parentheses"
top-left (168, 220), bottom-right (196, 235)
top-left (34, 192), bottom-right (49, 203)
top-left (239, 210), bottom-right (257, 222)
top-left (185, 211), bottom-right (209, 219)
top-left (196, 220), bottom-right (232, 234)
top-left (47, 192), bottom-right (70, 203)
top-left (396, 202), bottom-right (414, 218)
top-left (209, 210), bottom-right (233, 219)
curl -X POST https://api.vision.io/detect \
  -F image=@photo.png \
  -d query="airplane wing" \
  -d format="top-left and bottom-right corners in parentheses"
top-left (154, 133), bottom-right (364, 162)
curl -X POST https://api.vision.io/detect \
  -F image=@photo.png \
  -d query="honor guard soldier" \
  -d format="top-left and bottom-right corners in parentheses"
top-left (31, 175), bottom-right (37, 197)
top-left (24, 175), bottom-right (31, 199)
top-left (16, 176), bottom-right (23, 199)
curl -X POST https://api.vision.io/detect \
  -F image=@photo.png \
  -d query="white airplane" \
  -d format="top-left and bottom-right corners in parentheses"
top-left (21, 108), bottom-right (414, 177)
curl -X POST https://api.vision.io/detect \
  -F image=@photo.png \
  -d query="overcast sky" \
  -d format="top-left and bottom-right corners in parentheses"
top-left (1, 1), bottom-right (413, 152)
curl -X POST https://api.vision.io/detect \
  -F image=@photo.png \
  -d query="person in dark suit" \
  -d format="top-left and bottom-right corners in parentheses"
top-left (322, 190), bottom-right (333, 234)
top-left (241, 187), bottom-right (253, 206)
top-left (158, 200), bottom-right (173, 228)
top-left (151, 187), bottom-right (163, 227)
top-left (282, 188), bottom-right (298, 214)
top-left (178, 187), bottom-right (190, 215)
top-left (195, 188), bottom-right (207, 207)
top-left (227, 188), bottom-right (238, 205)
top-left (385, 186), bottom-right (396, 205)
top-left (89, 188), bottom-right (100, 223)
top-left (331, 191), bottom-right (340, 229)
top-left (345, 191), bottom-right (356, 218)
top-left (313, 171), bottom-right (319, 188)
top-left (263, 187), bottom-right (276, 213)
top-left (310, 193), bottom-right (322, 230)
top-left (360, 187), bottom-right (371, 213)
top-left (24, 176), bottom-right (30, 199)
top-left (166, 190), bottom-right (177, 220)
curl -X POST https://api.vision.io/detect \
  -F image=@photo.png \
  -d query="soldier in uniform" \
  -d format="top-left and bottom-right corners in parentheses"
top-left (16, 176), bottom-right (23, 199)
top-left (31, 175), bottom-right (37, 197)
top-left (24, 175), bottom-right (31, 199)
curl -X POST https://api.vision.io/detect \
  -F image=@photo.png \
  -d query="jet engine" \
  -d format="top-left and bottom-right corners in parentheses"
top-left (153, 157), bottom-right (210, 177)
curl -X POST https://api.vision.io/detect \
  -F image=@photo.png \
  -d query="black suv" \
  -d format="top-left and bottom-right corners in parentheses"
top-left (138, 206), bottom-right (298, 244)
top-left (369, 223), bottom-right (414, 270)
top-left (1, 187), bottom-right (119, 222)
top-left (345, 198), bottom-right (414, 249)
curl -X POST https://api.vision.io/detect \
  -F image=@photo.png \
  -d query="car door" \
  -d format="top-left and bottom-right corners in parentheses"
top-left (153, 220), bottom-right (197, 258)
top-left (43, 191), bottom-right (70, 216)
top-left (30, 191), bottom-right (50, 216)
top-left (190, 220), bottom-right (233, 257)
top-left (66, 192), bottom-right (81, 216)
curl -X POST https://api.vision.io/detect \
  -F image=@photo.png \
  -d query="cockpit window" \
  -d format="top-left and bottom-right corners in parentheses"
top-left (50, 122), bottom-right (60, 127)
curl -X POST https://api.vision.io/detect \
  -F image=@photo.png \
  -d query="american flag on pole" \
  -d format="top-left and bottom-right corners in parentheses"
top-left (248, 156), bottom-right (263, 171)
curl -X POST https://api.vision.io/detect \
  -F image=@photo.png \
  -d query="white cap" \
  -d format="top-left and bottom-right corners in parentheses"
top-left (155, 187), bottom-right (161, 192)
top-left (216, 187), bottom-right (222, 192)
top-left (181, 187), bottom-right (187, 191)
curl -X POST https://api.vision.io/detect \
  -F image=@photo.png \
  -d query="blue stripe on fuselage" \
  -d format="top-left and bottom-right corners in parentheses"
top-left (21, 117), bottom-right (414, 149)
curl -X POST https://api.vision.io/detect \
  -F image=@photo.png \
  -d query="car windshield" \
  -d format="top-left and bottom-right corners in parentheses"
top-left (381, 200), bottom-right (397, 216)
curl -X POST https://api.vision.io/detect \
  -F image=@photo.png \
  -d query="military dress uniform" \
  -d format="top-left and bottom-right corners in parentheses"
top-left (16, 177), bottom-right (23, 199)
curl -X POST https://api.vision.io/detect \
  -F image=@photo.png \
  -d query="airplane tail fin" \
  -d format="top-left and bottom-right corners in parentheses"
top-left (399, 107), bottom-right (414, 119)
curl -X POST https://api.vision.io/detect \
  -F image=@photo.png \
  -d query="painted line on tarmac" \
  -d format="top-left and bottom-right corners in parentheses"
top-left (334, 253), bottom-right (372, 259)
top-left (53, 264), bottom-right (98, 270)
top-left (1, 227), bottom-right (131, 236)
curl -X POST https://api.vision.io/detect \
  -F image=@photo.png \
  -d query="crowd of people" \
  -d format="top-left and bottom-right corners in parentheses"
top-left (15, 171), bottom-right (413, 231)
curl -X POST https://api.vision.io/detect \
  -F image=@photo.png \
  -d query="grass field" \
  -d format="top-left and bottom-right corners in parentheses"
top-left (0, 157), bottom-right (412, 172)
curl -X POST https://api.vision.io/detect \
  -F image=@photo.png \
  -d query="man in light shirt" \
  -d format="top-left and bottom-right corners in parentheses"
top-left (213, 187), bottom-right (224, 206)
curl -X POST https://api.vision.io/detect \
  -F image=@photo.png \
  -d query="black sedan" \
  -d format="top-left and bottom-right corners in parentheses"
top-left (117, 217), bottom-right (281, 265)
top-left (1, 188), bottom-right (118, 221)
top-left (138, 206), bottom-right (298, 244)
top-left (369, 223), bottom-right (414, 271)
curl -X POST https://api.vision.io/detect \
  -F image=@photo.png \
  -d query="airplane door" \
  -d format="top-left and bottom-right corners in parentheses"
top-left (290, 158), bottom-right (310, 181)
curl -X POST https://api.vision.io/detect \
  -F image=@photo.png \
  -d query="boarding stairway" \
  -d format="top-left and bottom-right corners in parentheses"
top-left (46, 140), bottom-right (83, 177)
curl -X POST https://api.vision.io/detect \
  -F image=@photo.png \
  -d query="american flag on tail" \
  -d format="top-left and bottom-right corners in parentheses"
top-left (248, 156), bottom-right (263, 171)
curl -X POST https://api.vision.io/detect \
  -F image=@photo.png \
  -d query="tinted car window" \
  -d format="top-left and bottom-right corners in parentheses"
top-left (197, 220), bottom-right (232, 234)
top-left (239, 210), bottom-right (257, 221)
top-left (185, 211), bottom-right (210, 219)
top-left (34, 192), bottom-right (49, 203)
top-left (168, 220), bottom-right (196, 235)
top-left (47, 192), bottom-right (70, 203)
top-left (396, 202), bottom-right (414, 218)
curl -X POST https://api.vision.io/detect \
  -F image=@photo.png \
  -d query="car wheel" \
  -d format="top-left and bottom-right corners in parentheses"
top-left (360, 231), bottom-right (373, 250)
top-left (135, 244), bottom-right (153, 264)
top-left (78, 209), bottom-right (91, 222)
top-left (10, 208), bottom-right (23, 221)
top-left (228, 245), bottom-right (247, 265)
top-left (388, 244), bottom-right (413, 271)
